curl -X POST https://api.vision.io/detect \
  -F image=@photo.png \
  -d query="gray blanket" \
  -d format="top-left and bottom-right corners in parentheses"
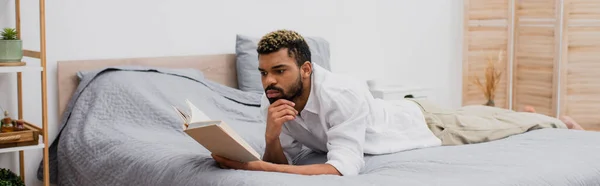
top-left (38, 67), bottom-right (600, 186)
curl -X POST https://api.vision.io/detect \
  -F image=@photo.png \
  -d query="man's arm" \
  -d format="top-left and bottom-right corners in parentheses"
top-left (262, 137), bottom-right (288, 164)
top-left (261, 99), bottom-right (301, 164)
top-left (262, 129), bottom-right (303, 164)
top-left (213, 154), bottom-right (341, 176)
top-left (268, 163), bottom-right (341, 176)
top-left (321, 89), bottom-right (368, 176)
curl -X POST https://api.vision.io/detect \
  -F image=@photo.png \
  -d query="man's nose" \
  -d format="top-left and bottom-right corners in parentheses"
top-left (265, 75), bottom-right (276, 85)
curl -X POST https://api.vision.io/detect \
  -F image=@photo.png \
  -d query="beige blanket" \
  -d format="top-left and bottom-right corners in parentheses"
top-left (409, 99), bottom-right (568, 145)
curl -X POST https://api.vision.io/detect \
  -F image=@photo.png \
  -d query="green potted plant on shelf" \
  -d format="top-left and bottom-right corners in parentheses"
top-left (0, 28), bottom-right (23, 63)
top-left (0, 168), bottom-right (25, 186)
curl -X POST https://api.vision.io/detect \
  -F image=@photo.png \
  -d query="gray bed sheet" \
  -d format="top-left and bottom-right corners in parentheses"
top-left (37, 67), bottom-right (600, 186)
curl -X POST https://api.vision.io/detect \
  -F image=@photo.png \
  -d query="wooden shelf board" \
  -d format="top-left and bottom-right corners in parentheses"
top-left (0, 66), bottom-right (42, 73)
top-left (0, 62), bottom-right (25, 66)
top-left (0, 143), bottom-right (44, 154)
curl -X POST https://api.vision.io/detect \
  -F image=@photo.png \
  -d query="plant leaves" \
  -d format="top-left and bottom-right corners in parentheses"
top-left (1, 28), bottom-right (18, 40)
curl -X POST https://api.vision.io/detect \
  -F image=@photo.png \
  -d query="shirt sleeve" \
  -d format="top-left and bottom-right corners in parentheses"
top-left (260, 94), bottom-right (302, 165)
top-left (324, 89), bottom-right (368, 176)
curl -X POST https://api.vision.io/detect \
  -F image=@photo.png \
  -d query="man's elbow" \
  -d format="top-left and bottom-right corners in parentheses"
top-left (332, 169), bottom-right (342, 176)
top-left (323, 164), bottom-right (343, 176)
top-left (323, 162), bottom-right (360, 176)
top-left (303, 164), bottom-right (342, 176)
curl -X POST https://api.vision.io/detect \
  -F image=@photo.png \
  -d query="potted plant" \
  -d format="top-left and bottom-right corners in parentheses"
top-left (471, 50), bottom-right (504, 107)
top-left (0, 28), bottom-right (23, 63)
top-left (0, 168), bottom-right (25, 186)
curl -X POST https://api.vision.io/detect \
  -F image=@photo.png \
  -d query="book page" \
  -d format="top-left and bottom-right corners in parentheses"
top-left (172, 106), bottom-right (189, 123)
top-left (186, 99), bottom-right (211, 123)
top-left (188, 121), bottom-right (220, 129)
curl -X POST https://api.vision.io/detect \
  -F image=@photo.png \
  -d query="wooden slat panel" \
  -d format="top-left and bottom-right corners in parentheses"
top-left (512, 0), bottom-right (559, 116)
top-left (568, 28), bottom-right (600, 47)
top-left (561, 0), bottom-right (600, 130)
top-left (568, 0), bottom-right (600, 19)
top-left (463, 0), bottom-right (511, 109)
top-left (516, 67), bottom-right (554, 82)
top-left (517, 0), bottom-right (557, 18)
top-left (469, 0), bottom-right (510, 20)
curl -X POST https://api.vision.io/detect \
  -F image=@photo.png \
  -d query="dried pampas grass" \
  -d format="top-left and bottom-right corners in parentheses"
top-left (470, 50), bottom-right (505, 106)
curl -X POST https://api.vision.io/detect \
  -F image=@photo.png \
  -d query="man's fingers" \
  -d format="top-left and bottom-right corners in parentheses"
top-left (284, 104), bottom-right (298, 115)
top-left (213, 154), bottom-right (241, 169)
top-left (275, 115), bottom-right (295, 123)
top-left (268, 103), bottom-right (291, 114)
top-left (220, 160), bottom-right (235, 169)
top-left (271, 104), bottom-right (298, 116)
top-left (214, 155), bottom-right (229, 169)
top-left (273, 108), bottom-right (297, 119)
top-left (269, 104), bottom-right (297, 125)
top-left (271, 111), bottom-right (296, 124)
top-left (269, 99), bottom-right (295, 109)
top-left (269, 104), bottom-right (296, 115)
top-left (275, 99), bottom-right (296, 107)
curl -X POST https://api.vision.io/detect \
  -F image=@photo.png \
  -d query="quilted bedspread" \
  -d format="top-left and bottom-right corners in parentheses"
top-left (37, 67), bottom-right (600, 186)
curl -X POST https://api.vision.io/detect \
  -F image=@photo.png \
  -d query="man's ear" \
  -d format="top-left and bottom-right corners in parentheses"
top-left (301, 61), bottom-right (312, 78)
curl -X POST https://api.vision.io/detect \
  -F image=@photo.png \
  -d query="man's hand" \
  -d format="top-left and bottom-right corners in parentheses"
top-left (265, 99), bottom-right (298, 142)
top-left (212, 154), bottom-right (273, 171)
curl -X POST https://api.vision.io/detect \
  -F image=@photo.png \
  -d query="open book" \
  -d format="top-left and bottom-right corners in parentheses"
top-left (173, 99), bottom-right (261, 163)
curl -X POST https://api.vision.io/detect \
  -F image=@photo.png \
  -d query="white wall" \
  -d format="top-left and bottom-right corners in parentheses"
top-left (0, 0), bottom-right (463, 185)
top-left (377, 0), bottom-right (463, 108)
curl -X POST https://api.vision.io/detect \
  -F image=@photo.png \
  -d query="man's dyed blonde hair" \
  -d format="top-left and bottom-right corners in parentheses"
top-left (257, 29), bottom-right (311, 67)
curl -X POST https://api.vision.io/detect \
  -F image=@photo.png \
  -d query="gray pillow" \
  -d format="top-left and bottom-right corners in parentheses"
top-left (235, 34), bottom-right (331, 93)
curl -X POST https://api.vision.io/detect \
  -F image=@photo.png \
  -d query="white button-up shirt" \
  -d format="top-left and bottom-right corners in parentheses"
top-left (260, 63), bottom-right (441, 176)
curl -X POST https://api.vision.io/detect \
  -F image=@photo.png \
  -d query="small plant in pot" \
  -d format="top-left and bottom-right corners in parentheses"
top-left (0, 28), bottom-right (23, 63)
top-left (0, 168), bottom-right (25, 186)
top-left (470, 50), bottom-right (504, 107)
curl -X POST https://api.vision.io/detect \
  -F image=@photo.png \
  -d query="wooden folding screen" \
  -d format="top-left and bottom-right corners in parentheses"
top-left (512, 0), bottom-right (561, 117)
top-left (560, 0), bottom-right (600, 130)
top-left (464, 0), bottom-right (600, 130)
top-left (463, 0), bottom-right (512, 109)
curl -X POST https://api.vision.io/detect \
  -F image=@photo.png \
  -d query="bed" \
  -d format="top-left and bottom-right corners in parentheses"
top-left (37, 53), bottom-right (600, 186)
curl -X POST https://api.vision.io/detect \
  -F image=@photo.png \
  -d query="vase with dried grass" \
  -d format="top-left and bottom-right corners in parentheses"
top-left (470, 50), bottom-right (504, 107)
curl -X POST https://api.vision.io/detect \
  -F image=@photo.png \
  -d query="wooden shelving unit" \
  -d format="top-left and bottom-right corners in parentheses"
top-left (1, 0), bottom-right (49, 185)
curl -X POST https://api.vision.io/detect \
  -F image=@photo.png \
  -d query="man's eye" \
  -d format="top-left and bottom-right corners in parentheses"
top-left (277, 70), bottom-right (285, 74)
top-left (260, 71), bottom-right (267, 76)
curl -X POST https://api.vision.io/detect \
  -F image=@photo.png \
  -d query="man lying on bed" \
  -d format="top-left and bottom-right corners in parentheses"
top-left (211, 29), bottom-right (585, 176)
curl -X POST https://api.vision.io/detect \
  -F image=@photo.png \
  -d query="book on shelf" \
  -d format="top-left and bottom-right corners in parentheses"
top-left (173, 99), bottom-right (261, 163)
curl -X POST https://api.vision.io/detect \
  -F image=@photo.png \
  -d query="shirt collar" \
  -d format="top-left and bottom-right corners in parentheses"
top-left (302, 63), bottom-right (321, 114)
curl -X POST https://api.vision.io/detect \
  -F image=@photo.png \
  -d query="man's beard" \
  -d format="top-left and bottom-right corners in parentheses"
top-left (266, 74), bottom-right (303, 104)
